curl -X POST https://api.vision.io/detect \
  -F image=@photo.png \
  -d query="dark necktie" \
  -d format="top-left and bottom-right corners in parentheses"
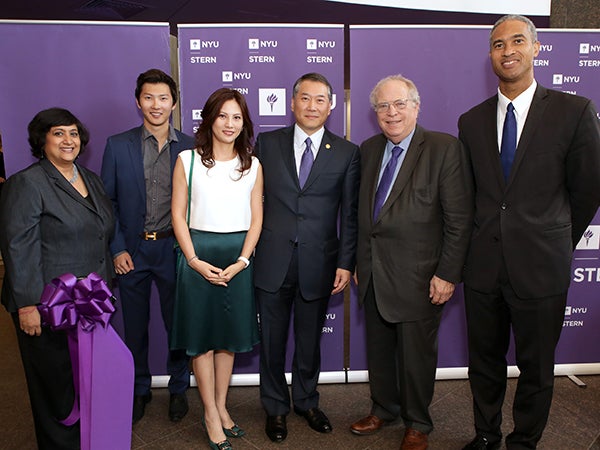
top-left (500, 102), bottom-right (516, 181)
top-left (373, 146), bottom-right (403, 221)
top-left (298, 137), bottom-right (314, 188)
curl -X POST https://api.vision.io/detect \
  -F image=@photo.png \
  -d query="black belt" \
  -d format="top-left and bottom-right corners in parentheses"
top-left (140, 229), bottom-right (174, 240)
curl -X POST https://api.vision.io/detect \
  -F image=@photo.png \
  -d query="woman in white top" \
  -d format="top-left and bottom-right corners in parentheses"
top-left (171, 88), bottom-right (263, 450)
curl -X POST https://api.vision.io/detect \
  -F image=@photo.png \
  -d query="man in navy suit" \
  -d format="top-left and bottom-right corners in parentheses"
top-left (101, 69), bottom-right (193, 424)
top-left (459, 15), bottom-right (600, 449)
top-left (253, 72), bottom-right (360, 442)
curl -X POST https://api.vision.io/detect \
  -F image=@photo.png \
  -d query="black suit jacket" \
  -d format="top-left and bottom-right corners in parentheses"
top-left (458, 85), bottom-right (600, 298)
top-left (253, 125), bottom-right (360, 300)
top-left (100, 126), bottom-right (194, 258)
top-left (356, 126), bottom-right (474, 322)
top-left (0, 159), bottom-right (115, 312)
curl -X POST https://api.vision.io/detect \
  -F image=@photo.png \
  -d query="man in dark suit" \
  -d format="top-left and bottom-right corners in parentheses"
top-left (101, 68), bottom-right (193, 424)
top-left (458, 15), bottom-right (600, 450)
top-left (254, 72), bottom-right (360, 442)
top-left (349, 74), bottom-right (473, 450)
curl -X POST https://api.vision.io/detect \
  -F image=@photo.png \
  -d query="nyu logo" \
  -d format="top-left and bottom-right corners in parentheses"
top-left (249, 38), bottom-right (278, 49)
top-left (576, 225), bottom-right (600, 250)
top-left (553, 74), bottom-right (580, 85)
top-left (306, 39), bottom-right (336, 49)
top-left (222, 71), bottom-right (252, 82)
top-left (564, 306), bottom-right (588, 315)
top-left (192, 109), bottom-right (202, 121)
top-left (190, 39), bottom-right (219, 50)
top-left (580, 43), bottom-right (600, 54)
top-left (257, 89), bottom-right (338, 116)
top-left (259, 88), bottom-right (286, 116)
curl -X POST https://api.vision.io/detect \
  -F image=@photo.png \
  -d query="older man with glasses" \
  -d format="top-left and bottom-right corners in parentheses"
top-left (350, 74), bottom-right (474, 450)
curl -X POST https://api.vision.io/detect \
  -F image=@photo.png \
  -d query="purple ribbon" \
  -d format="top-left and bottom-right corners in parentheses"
top-left (37, 273), bottom-right (131, 450)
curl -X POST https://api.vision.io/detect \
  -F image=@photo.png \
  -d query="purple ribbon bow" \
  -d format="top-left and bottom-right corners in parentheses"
top-left (38, 272), bottom-right (133, 450)
top-left (38, 272), bottom-right (115, 333)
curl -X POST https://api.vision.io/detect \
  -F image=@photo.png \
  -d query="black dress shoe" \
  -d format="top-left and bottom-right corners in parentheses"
top-left (168, 393), bottom-right (189, 422)
top-left (462, 435), bottom-right (501, 450)
top-left (265, 415), bottom-right (287, 442)
top-left (132, 392), bottom-right (152, 424)
top-left (293, 406), bottom-right (332, 433)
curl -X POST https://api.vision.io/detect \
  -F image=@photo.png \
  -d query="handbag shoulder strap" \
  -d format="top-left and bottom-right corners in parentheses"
top-left (186, 150), bottom-right (195, 226)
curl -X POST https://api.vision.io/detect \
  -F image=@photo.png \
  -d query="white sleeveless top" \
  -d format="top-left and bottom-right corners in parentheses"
top-left (179, 149), bottom-right (259, 232)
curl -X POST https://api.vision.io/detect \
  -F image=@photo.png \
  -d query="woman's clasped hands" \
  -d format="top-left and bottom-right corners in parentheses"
top-left (188, 258), bottom-right (245, 287)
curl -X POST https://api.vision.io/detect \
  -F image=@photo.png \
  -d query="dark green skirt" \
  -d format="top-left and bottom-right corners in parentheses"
top-left (171, 230), bottom-right (259, 356)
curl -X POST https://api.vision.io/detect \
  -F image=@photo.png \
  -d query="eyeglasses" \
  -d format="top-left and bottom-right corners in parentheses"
top-left (374, 99), bottom-right (414, 113)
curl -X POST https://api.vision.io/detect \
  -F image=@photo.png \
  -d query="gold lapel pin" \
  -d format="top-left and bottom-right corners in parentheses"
top-left (325, 143), bottom-right (331, 149)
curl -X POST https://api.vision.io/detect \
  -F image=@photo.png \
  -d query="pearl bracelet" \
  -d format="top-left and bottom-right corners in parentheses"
top-left (237, 256), bottom-right (250, 268)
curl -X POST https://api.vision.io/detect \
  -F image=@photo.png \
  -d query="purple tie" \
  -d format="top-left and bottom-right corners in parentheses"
top-left (299, 137), bottom-right (314, 188)
top-left (373, 146), bottom-right (403, 221)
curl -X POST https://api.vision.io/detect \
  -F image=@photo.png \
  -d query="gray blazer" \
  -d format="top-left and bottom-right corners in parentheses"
top-left (0, 158), bottom-right (115, 312)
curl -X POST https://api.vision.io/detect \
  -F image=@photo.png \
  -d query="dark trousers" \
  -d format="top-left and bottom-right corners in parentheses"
top-left (13, 314), bottom-right (80, 450)
top-left (364, 281), bottom-right (442, 434)
top-left (117, 237), bottom-right (189, 395)
top-left (464, 281), bottom-right (566, 449)
top-left (257, 248), bottom-right (329, 415)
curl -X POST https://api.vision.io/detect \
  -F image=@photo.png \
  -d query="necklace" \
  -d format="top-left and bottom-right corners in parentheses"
top-left (68, 165), bottom-right (79, 184)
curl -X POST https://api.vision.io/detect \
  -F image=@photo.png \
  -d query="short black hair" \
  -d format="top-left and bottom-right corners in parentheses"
top-left (292, 72), bottom-right (333, 102)
top-left (27, 108), bottom-right (90, 159)
top-left (135, 68), bottom-right (178, 104)
top-left (490, 15), bottom-right (538, 49)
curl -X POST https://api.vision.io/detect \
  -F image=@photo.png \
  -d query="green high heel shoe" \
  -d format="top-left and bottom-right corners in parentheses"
top-left (202, 417), bottom-right (234, 449)
top-left (223, 424), bottom-right (245, 438)
top-left (208, 439), bottom-right (232, 450)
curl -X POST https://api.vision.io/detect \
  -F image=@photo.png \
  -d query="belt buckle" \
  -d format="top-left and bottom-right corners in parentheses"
top-left (145, 231), bottom-right (157, 240)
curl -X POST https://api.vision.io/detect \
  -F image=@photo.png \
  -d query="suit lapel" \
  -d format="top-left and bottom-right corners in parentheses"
top-left (127, 127), bottom-right (146, 201)
top-left (375, 126), bottom-right (425, 223)
top-left (364, 135), bottom-right (387, 220)
top-left (480, 95), bottom-right (506, 189)
top-left (40, 159), bottom-right (97, 214)
top-left (278, 127), bottom-right (299, 187)
top-left (169, 129), bottom-right (188, 172)
top-left (170, 133), bottom-right (181, 172)
top-left (301, 129), bottom-right (336, 190)
top-left (506, 85), bottom-right (548, 187)
top-left (83, 173), bottom-right (104, 213)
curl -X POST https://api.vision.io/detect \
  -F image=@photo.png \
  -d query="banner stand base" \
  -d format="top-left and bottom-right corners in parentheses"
top-left (149, 363), bottom-right (600, 388)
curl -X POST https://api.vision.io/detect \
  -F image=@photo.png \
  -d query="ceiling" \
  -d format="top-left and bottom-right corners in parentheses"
top-left (1, 1), bottom-right (547, 32)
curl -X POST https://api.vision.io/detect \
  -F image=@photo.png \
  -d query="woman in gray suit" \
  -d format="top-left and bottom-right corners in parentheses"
top-left (0, 108), bottom-right (115, 449)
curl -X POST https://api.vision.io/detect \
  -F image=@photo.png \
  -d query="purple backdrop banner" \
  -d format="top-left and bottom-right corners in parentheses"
top-left (349, 26), bottom-right (600, 373)
top-left (0, 20), bottom-right (171, 176)
top-left (4, 22), bottom-right (597, 385)
top-left (177, 24), bottom-right (346, 376)
top-left (0, 20), bottom-right (175, 378)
